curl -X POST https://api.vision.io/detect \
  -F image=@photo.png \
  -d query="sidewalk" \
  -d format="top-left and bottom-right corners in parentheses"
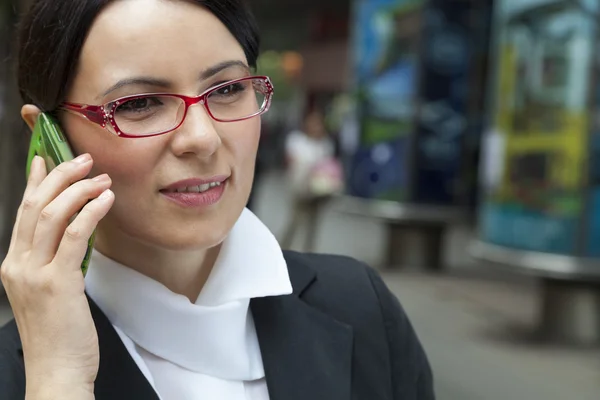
top-left (387, 271), bottom-right (598, 400)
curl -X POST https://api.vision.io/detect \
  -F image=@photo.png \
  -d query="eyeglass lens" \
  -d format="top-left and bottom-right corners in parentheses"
top-left (112, 78), bottom-right (268, 136)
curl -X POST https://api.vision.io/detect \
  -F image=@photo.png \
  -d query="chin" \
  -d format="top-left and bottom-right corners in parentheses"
top-left (150, 225), bottom-right (230, 251)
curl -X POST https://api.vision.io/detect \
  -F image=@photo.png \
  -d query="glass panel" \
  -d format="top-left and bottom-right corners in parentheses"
top-left (207, 78), bottom-right (266, 121)
top-left (113, 95), bottom-right (185, 136)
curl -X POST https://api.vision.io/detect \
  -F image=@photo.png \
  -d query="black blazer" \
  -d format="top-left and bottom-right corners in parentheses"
top-left (0, 251), bottom-right (435, 399)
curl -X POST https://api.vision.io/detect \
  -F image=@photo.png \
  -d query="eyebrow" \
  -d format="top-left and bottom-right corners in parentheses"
top-left (99, 60), bottom-right (250, 99)
top-left (200, 60), bottom-right (250, 80)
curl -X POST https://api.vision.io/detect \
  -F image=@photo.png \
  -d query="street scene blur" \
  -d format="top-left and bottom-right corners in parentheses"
top-left (1, 0), bottom-right (600, 399)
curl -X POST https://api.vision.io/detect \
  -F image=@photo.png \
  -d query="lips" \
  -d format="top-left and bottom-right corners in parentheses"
top-left (160, 176), bottom-right (229, 193)
top-left (160, 177), bottom-right (228, 208)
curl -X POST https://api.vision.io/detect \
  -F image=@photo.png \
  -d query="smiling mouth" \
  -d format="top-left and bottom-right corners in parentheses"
top-left (159, 178), bottom-right (228, 208)
top-left (161, 181), bottom-right (223, 193)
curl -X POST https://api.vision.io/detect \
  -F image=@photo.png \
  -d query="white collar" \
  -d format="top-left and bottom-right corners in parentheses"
top-left (85, 208), bottom-right (293, 380)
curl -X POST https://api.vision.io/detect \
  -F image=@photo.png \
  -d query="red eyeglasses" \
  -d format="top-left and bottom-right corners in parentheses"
top-left (59, 75), bottom-right (274, 138)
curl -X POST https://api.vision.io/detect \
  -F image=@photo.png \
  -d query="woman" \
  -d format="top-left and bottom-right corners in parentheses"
top-left (281, 109), bottom-right (341, 252)
top-left (0, 1), bottom-right (435, 399)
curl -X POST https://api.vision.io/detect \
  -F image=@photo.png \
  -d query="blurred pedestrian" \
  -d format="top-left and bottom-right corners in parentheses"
top-left (280, 109), bottom-right (344, 252)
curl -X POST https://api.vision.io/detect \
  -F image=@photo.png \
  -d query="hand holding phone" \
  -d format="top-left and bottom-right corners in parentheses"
top-left (25, 113), bottom-right (97, 275)
top-left (1, 114), bottom-right (115, 392)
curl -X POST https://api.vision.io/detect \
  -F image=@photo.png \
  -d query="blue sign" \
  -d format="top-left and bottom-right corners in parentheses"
top-left (348, 0), bottom-right (424, 200)
top-left (481, 203), bottom-right (578, 254)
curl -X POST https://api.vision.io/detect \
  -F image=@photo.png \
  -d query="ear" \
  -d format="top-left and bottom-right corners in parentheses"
top-left (21, 104), bottom-right (42, 131)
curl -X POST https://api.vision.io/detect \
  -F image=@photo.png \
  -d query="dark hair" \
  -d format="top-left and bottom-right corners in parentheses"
top-left (17, 0), bottom-right (260, 112)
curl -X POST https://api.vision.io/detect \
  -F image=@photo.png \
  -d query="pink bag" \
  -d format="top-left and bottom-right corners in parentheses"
top-left (308, 157), bottom-right (345, 197)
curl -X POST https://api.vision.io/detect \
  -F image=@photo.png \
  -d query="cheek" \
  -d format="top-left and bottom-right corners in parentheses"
top-left (61, 116), bottom-right (160, 185)
top-left (227, 119), bottom-right (260, 176)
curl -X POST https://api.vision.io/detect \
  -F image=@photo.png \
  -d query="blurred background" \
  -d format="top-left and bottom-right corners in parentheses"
top-left (1, 0), bottom-right (600, 398)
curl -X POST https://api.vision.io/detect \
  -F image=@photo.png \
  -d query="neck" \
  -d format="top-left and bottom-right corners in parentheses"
top-left (93, 229), bottom-right (221, 303)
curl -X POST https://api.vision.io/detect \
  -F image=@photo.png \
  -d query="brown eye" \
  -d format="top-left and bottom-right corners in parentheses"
top-left (116, 97), bottom-right (163, 114)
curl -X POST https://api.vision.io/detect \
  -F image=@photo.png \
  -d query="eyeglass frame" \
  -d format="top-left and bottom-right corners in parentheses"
top-left (58, 75), bottom-right (274, 138)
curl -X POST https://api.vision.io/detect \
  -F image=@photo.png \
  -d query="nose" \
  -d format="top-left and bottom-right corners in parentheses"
top-left (169, 103), bottom-right (221, 158)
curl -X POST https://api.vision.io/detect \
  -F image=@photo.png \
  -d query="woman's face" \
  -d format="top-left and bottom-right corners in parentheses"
top-left (61, 0), bottom-right (260, 251)
top-left (305, 112), bottom-right (327, 139)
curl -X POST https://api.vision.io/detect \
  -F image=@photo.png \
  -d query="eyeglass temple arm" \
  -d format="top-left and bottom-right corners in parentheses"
top-left (60, 103), bottom-right (106, 126)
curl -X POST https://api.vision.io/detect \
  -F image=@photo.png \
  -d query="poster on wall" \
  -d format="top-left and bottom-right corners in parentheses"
top-left (347, 0), bottom-right (424, 201)
top-left (479, 0), bottom-right (595, 254)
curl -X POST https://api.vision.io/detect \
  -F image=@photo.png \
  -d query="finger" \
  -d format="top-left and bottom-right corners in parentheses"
top-left (9, 156), bottom-right (48, 253)
top-left (26, 155), bottom-right (48, 196)
top-left (13, 154), bottom-right (93, 254)
top-left (53, 189), bottom-right (115, 273)
top-left (30, 175), bottom-right (112, 267)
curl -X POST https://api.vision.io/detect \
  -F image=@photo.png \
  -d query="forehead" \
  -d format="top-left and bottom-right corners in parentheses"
top-left (73, 0), bottom-right (246, 98)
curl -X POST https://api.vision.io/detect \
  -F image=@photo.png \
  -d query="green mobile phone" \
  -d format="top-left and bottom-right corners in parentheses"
top-left (26, 113), bottom-right (96, 276)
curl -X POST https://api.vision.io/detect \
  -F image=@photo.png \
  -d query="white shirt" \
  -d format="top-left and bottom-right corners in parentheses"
top-left (85, 208), bottom-right (293, 400)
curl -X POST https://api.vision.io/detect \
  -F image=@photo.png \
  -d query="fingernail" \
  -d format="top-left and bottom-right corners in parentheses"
top-left (98, 189), bottom-right (113, 202)
top-left (34, 156), bottom-right (48, 173)
top-left (93, 174), bottom-right (110, 183)
top-left (73, 154), bottom-right (91, 164)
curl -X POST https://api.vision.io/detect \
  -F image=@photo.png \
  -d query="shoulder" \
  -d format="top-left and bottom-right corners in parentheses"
top-left (283, 251), bottom-right (435, 399)
top-left (0, 319), bottom-right (26, 398)
top-left (283, 251), bottom-right (410, 332)
top-left (284, 251), bottom-right (391, 346)
top-left (283, 250), bottom-right (389, 305)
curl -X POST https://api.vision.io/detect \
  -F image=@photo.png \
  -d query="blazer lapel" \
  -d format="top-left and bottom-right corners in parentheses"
top-left (89, 297), bottom-right (159, 400)
top-left (251, 256), bottom-right (353, 400)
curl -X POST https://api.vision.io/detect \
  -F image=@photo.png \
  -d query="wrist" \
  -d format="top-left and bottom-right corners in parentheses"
top-left (26, 382), bottom-right (94, 400)
top-left (24, 354), bottom-right (98, 384)
top-left (25, 366), bottom-right (95, 400)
